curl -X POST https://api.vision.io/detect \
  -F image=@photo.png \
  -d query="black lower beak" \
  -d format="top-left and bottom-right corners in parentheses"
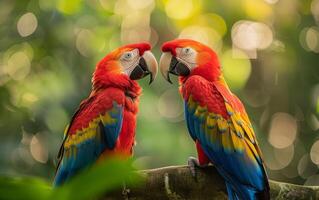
top-left (129, 57), bottom-right (153, 84)
top-left (167, 57), bottom-right (190, 83)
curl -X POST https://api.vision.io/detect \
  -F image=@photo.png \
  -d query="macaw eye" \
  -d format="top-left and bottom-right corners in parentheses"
top-left (121, 51), bottom-right (135, 61)
top-left (182, 47), bottom-right (194, 55)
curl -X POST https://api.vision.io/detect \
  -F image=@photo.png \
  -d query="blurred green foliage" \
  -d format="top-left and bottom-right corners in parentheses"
top-left (0, 176), bottom-right (51, 200)
top-left (0, 158), bottom-right (140, 200)
top-left (0, 0), bottom-right (319, 195)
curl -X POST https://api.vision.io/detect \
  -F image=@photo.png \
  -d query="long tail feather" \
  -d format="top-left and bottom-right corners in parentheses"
top-left (226, 182), bottom-right (240, 200)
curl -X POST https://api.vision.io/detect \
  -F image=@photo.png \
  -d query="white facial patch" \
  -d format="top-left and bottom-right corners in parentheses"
top-left (119, 49), bottom-right (140, 76)
top-left (175, 47), bottom-right (197, 70)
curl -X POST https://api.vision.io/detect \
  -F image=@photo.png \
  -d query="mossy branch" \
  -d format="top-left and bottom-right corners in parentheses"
top-left (103, 165), bottom-right (319, 200)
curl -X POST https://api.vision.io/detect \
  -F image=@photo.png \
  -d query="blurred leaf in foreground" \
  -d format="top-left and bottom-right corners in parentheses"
top-left (0, 158), bottom-right (142, 200)
top-left (0, 176), bottom-right (51, 200)
top-left (51, 157), bottom-right (142, 200)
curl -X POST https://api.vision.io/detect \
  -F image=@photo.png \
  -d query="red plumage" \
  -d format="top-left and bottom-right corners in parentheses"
top-left (181, 75), bottom-right (228, 119)
top-left (69, 74), bottom-right (142, 156)
top-left (196, 140), bottom-right (210, 165)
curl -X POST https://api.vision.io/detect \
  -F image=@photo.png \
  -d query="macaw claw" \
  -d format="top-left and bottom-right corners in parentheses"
top-left (188, 156), bottom-right (209, 180)
top-left (188, 156), bottom-right (200, 179)
top-left (122, 182), bottom-right (130, 200)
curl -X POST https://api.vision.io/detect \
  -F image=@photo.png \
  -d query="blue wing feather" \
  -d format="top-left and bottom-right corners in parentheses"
top-left (102, 102), bottom-right (123, 149)
top-left (184, 101), bottom-right (196, 141)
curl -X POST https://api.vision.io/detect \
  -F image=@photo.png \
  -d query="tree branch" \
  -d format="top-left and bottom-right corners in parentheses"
top-left (104, 165), bottom-right (319, 200)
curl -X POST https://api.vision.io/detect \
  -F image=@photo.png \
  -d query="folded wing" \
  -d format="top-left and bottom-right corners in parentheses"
top-left (183, 77), bottom-right (268, 199)
top-left (54, 92), bottom-right (124, 186)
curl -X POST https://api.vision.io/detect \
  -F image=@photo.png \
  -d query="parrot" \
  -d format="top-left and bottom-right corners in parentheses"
top-left (159, 39), bottom-right (269, 200)
top-left (53, 43), bottom-right (158, 186)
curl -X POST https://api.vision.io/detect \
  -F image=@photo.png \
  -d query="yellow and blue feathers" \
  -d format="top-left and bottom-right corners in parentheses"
top-left (184, 87), bottom-right (268, 200)
top-left (54, 101), bottom-right (123, 186)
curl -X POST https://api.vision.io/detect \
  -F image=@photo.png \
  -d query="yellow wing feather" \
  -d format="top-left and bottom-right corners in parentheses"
top-left (63, 111), bottom-right (118, 154)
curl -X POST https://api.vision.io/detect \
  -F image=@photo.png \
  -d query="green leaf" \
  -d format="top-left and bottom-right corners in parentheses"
top-left (50, 158), bottom-right (142, 200)
top-left (0, 158), bottom-right (141, 200)
top-left (0, 176), bottom-right (51, 200)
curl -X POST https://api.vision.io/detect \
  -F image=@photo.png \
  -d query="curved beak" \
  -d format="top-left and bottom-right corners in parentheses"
top-left (159, 52), bottom-right (190, 84)
top-left (129, 51), bottom-right (158, 84)
top-left (159, 52), bottom-right (173, 83)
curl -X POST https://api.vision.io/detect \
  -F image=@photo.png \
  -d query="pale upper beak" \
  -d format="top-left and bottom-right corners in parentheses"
top-left (159, 52), bottom-right (190, 84)
top-left (130, 50), bottom-right (158, 84)
top-left (159, 52), bottom-right (173, 83)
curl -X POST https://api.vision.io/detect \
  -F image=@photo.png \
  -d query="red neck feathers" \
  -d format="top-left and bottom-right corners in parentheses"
top-left (92, 61), bottom-right (141, 98)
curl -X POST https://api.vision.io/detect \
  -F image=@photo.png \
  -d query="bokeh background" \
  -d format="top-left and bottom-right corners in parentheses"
top-left (0, 0), bottom-right (319, 186)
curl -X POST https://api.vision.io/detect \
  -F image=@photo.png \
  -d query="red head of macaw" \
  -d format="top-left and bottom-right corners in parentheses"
top-left (54, 43), bottom-right (158, 186)
top-left (159, 39), bottom-right (221, 84)
top-left (160, 39), bottom-right (270, 200)
top-left (93, 43), bottom-right (158, 89)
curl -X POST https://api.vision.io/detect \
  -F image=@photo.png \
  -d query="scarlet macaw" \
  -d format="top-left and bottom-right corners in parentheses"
top-left (159, 39), bottom-right (269, 200)
top-left (54, 43), bottom-right (158, 186)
